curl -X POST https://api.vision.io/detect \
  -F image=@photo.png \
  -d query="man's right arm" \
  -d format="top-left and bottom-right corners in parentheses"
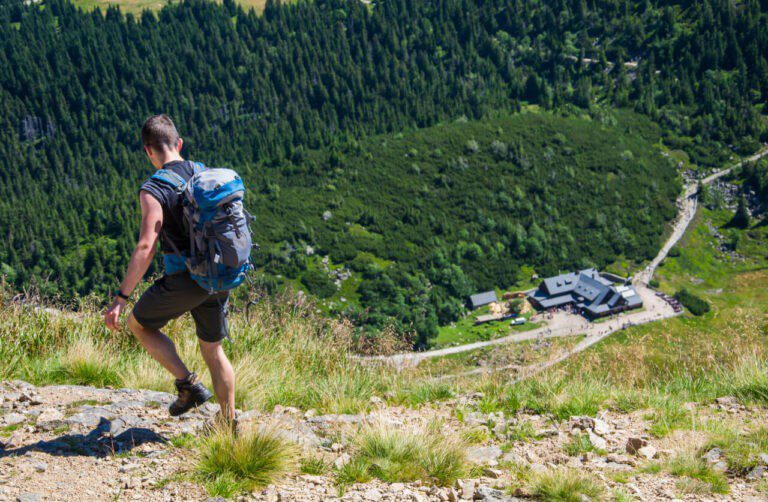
top-left (104, 191), bottom-right (163, 330)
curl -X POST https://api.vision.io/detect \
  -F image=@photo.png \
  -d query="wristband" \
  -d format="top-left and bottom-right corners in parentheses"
top-left (115, 290), bottom-right (131, 301)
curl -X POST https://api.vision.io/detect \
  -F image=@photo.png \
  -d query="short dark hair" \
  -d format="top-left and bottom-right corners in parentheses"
top-left (141, 114), bottom-right (180, 150)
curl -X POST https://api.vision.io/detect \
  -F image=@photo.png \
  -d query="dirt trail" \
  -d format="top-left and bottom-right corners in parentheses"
top-left (368, 147), bottom-right (768, 370)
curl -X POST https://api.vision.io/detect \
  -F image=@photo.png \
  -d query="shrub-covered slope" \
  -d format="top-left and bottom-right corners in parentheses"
top-left (250, 110), bottom-right (679, 343)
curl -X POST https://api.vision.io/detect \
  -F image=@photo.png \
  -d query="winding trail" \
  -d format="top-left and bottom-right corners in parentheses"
top-left (366, 147), bottom-right (768, 372)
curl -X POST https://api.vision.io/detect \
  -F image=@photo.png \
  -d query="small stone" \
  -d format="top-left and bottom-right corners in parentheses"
top-left (715, 396), bottom-right (738, 407)
top-left (446, 488), bottom-right (459, 502)
top-left (333, 453), bottom-right (351, 469)
top-left (363, 488), bottom-right (382, 500)
top-left (636, 446), bottom-right (657, 460)
top-left (483, 467), bottom-right (502, 478)
top-left (592, 418), bottom-right (610, 436)
top-left (587, 430), bottom-right (607, 451)
top-left (569, 416), bottom-right (594, 430)
top-left (303, 409), bottom-right (318, 419)
top-left (702, 448), bottom-right (723, 464)
top-left (530, 463), bottom-right (547, 473)
top-left (626, 437), bottom-right (648, 454)
top-left (369, 396), bottom-right (384, 405)
top-left (33, 462), bottom-right (47, 473)
top-left (119, 463), bottom-right (139, 473)
top-left (758, 453), bottom-right (768, 465)
top-left (475, 485), bottom-right (507, 501)
top-left (459, 479), bottom-right (475, 500)
top-left (747, 465), bottom-right (766, 480)
top-left (331, 443), bottom-right (344, 452)
top-left (712, 461), bottom-right (728, 472)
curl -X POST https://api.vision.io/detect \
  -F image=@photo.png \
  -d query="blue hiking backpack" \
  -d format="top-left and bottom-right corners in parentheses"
top-left (150, 162), bottom-right (254, 293)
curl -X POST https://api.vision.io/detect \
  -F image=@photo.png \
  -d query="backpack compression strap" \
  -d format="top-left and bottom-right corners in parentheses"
top-left (150, 169), bottom-right (187, 194)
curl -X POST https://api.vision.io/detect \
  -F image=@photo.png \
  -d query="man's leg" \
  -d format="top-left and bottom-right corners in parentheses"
top-left (198, 339), bottom-right (236, 419)
top-left (127, 313), bottom-right (190, 380)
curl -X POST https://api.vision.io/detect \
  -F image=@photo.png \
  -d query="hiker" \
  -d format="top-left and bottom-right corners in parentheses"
top-left (103, 114), bottom-right (242, 422)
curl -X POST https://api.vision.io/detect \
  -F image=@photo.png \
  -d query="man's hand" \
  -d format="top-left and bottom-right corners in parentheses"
top-left (104, 297), bottom-right (127, 330)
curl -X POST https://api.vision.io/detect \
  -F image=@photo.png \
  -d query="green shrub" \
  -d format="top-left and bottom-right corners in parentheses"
top-left (301, 270), bottom-right (337, 298)
top-left (649, 278), bottom-right (660, 288)
top-left (675, 288), bottom-right (710, 316)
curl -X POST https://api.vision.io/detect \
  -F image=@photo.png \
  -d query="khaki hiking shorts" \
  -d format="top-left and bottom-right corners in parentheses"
top-left (132, 272), bottom-right (229, 343)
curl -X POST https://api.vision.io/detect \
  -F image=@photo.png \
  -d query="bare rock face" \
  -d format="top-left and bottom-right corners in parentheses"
top-left (35, 408), bottom-right (64, 432)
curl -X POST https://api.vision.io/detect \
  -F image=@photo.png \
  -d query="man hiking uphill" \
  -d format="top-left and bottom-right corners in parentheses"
top-left (104, 114), bottom-right (251, 424)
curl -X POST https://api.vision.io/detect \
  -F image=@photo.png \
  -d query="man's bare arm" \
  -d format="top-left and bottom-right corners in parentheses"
top-left (104, 192), bottom-right (163, 330)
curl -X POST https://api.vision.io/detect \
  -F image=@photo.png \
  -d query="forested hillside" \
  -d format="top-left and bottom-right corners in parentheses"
top-left (1, 0), bottom-right (767, 343)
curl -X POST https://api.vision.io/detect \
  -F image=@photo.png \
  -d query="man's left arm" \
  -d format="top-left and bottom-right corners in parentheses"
top-left (104, 192), bottom-right (163, 330)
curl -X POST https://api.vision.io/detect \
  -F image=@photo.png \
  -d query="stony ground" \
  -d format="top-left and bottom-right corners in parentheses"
top-left (1, 381), bottom-right (767, 501)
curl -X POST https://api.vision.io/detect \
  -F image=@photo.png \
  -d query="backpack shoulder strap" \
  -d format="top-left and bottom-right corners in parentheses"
top-left (192, 161), bottom-right (206, 174)
top-left (150, 169), bottom-right (187, 194)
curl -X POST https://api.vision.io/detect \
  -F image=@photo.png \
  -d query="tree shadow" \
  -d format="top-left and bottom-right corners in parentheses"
top-left (0, 417), bottom-right (165, 458)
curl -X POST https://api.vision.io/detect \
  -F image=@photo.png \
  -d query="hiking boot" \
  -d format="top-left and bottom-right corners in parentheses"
top-left (169, 373), bottom-right (213, 417)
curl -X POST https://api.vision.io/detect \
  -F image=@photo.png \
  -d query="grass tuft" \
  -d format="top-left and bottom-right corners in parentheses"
top-left (196, 424), bottom-right (296, 496)
top-left (337, 423), bottom-right (467, 487)
top-left (644, 451), bottom-right (729, 495)
top-left (299, 456), bottom-right (331, 475)
top-left (529, 468), bottom-right (605, 501)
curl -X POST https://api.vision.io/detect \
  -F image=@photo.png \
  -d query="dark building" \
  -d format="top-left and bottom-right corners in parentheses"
top-left (468, 290), bottom-right (498, 310)
top-left (527, 268), bottom-right (642, 318)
